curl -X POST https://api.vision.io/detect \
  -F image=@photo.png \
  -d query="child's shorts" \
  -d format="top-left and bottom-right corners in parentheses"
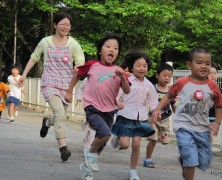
top-left (112, 115), bottom-right (155, 137)
top-left (7, 96), bottom-right (20, 107)
top-left (84, 105), bottom-right (115, 138)
top-left (148, 119), bottom-right (171, 144)
top-left (176, 128), bottom-right (212, 171)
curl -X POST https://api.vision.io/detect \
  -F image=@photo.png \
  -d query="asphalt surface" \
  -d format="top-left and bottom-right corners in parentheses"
top-left (0, 108), bottom-right (222, 180)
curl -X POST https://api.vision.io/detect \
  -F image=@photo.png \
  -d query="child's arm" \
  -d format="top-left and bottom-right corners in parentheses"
top-left (211, 107), bottom-right (222, 136)
top-left (115, 68), bottom-right (130, 94)
top-left (65, 73), bottom-right (80, 103)
top-left (151, 93), bottom-right (173, 124)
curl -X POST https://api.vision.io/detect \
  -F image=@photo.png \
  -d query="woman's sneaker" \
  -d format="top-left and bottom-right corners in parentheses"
top-left (40, 117), bottom-right (50, 138)
top-left (80, 163), bottom-right (93, 180)
top-left (128, 169), bottom-right (140, 180)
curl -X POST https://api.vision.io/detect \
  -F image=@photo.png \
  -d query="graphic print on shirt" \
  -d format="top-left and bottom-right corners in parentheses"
top-left (181, 92), bottom-right (208, 115)
top-left (97, 72), bottom-right (115, 82)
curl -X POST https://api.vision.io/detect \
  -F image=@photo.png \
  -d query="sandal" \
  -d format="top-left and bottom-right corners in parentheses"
top-left (143, 159), bottom-right (155, 168)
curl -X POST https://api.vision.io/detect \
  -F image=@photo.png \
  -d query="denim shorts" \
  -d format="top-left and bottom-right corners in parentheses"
top-left (85, 105), bottom-right (115, 138)
top-left (7, 96), bottom-right (20, 107)
top-left (176, 128), bottom-right (212, 171)
top-left (112, 115), bottom-right (155, 137)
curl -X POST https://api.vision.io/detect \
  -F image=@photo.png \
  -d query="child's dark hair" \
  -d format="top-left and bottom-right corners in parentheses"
top-left (120, 62), bottom-right (128, 70)
top-left (53, 11), bottom-right (71, 25)
top-left (96, 31), bottom-right (122, 60)
top-left (124, 50), bottom-right (152, 73)
top-left (211, 61), bottom-right (219, 70)
top-left (156, 63), bottom-right (173, 74)
top-left (11, 63), bottom-right (22, 72)
top-left (188, 47), bottom-right (211, 61)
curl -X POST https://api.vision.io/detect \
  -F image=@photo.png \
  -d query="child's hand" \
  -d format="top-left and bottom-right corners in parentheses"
top-left (150, 110), bottom-right (162, 124)
top-left (65, 93), bottom-right (73, 103)
top-left (209, 122), bottom-right (220, 136)
top-left (115, 67), bottom-right (125, 79)
top-left (116, 102), bottom-right (125, 110)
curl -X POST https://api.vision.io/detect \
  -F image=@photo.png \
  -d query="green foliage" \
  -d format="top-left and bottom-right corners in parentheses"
top-left (1, 0), bottom-right (222, 78)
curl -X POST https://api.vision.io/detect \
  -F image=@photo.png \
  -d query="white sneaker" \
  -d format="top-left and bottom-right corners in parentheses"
top-left (15, 111), bottom-right (18, 116)
top-left (128, 169), bottom-right (140, 180)
top-left (83, 147), bottom-right (90, 157)
top-left (9, 116), bottom-right (15, 122)
top-left (84, 149), bottom-right (99, 172)
top-left (111, 135), bottom-right (119, 148)
top-left (80, 163), bottom-right (93, 180)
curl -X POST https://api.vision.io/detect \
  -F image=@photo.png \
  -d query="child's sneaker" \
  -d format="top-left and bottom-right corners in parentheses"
top-left (59, 146), bottom-right (71, 162)
top-left (80, 163), bottom-right (93, 180)
top-left (83, 147), bottom-right (90, 157)
top-left (111, 135), bottom-right (119, 148)
top-left (84, 149), bottom-right (99, 172)
top-left (9, 116), bottom-right (15, 122)
top-left (128, 169), bottom-right (140, 180)
top-left (143, 159), bottom-right (155, 168)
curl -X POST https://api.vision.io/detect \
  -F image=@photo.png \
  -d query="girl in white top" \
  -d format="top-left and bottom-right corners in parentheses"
top-left (111, 50), bottom-right (158, 180)
top-left (7, 63), bottom-right (24, 122)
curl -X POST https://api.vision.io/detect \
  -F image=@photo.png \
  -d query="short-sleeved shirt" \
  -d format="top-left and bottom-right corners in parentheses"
top-left (30, 36), bottom-right (85, 103)
top-left (7, 75), bottom-right (22, 99)
top-left (169, 76), bottom-right (222, 132)
top-left (77, 60), bottom-right (128, 112)
top-left (155, 84), bottom-right (175, 121)
top-left (117, 74), bottom-right (158, 121)
top-left (0, 82), bottom-right (10, 111)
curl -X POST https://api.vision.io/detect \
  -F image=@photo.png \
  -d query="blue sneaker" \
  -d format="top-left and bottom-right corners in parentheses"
top-left (143, 159), bottom-right (155, 168)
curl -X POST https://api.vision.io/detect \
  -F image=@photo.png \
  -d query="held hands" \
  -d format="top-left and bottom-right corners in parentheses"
top-left (115, 102), bottom-right (125, 110)
top-left (19, 75), bottom-right (26, 85)
top-left (150, 110), bottom-right (162, 124)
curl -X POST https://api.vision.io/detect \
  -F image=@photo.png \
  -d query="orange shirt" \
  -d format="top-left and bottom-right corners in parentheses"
top-left (0, 82), bottom-right (9, 111)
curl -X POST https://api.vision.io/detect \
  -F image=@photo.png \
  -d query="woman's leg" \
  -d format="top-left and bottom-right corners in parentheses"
top-left (47, 95), bottom-right (70, 161)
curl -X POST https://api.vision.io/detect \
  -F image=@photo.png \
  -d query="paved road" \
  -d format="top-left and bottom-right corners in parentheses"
top-left (0, 108), bottom-right (222, 180)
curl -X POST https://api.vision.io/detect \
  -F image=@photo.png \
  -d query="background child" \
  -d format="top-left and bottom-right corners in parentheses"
top-left (208, 62), bottom-right (222, 122)
top-left (111, 50), bottom-right (158, 180)
top-left (19, 11), bottom-right (85, 162)
top-left (75, 77), bottom-right (96, 155)
top-left (65, 32), bottom-right (130, 180)
top-left (144, 63), bottom-right (175, 168)
top-left (208, 62), bottom-right (222, 142)
top-left (7, 63), bottom-right (23, 122)
top-left (151, 47), bottom-right (222, 180)
top-left (0, 69), bottom-right (10, 121)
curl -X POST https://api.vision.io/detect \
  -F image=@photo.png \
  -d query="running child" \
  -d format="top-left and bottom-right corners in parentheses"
top-left (65, 32), bottom-right (131, 180)
top-left (144, 63), bottom-right (175, 168)
top-left (0, 69), bottom-right (10, 121)
top-left (7, 63), bottom-right (24, 122)
top-left (151, 47), bottom-right (222, 180)
top-left (111, 50), bottom-right (158, 180)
